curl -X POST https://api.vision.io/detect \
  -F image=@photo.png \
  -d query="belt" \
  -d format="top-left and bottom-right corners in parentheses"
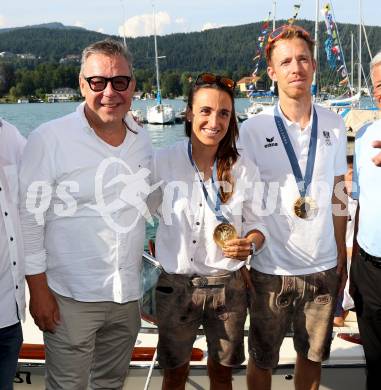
top-left (189, 273), bottom-right (233, 288)
top-left (359, 248), bottom-right (381, 269)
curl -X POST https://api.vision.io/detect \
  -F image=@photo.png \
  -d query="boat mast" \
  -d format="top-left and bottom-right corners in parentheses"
top-left (312, 0), bottom-right (319, 100)
top-left (120, 0), bottom-right (127, 48)
top-left (152, 2), bottom-right (161, 104)
top-left (271, 0), bottom-right (276, 98)
top-left (358, 0), bottom-right (362, 96)
top-left (351, 33), bottom-right (354, 88)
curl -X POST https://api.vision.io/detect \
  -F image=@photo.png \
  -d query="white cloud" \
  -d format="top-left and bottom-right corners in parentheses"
top-left (201, 22), bottom-right (224, 31)
top-left (0, 15), bottom-right (6, 27)
top-left (175, 17), bottom-right (186, 25)
top-left (118, 11), bottom-right (171, 38)
top-left (74, 20), bottom-right (84, 28)
top-left (97, 27), bottom-right (104, 33)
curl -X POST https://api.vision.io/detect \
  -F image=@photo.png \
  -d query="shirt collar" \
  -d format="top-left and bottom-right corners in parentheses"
top-left (76, 101), bottom-right (141, 136)
top-left (276, 101), bottom-right (314, 130)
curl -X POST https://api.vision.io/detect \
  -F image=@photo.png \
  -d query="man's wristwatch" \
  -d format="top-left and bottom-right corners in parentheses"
top-left (250, 241), bottom-right (257, 255)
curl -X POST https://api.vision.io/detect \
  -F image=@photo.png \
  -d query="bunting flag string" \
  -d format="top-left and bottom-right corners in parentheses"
top-left (322, 3), bottom-right (349, 85)
top-left (288, 3), bottom-right (301, 25)
top-left (252, 12), bottom-right (271, 78)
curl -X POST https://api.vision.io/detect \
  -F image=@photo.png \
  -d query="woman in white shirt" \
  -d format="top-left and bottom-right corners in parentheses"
top-left (150, 73), bottom-right (267, 390)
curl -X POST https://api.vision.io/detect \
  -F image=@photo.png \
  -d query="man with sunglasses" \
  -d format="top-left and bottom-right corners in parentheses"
top-left (19, 39), bottom-right (152, 389)
top-left (239, 25), bottom-right (347, 390)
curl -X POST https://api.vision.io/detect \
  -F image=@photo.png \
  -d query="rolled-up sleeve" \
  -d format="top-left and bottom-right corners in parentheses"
top-left (240, 157), bottom-right (269, 254)
top-left (19, 130), bottom-right (55, 275)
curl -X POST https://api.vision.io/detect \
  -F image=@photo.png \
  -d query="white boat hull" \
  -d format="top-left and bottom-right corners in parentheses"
top-left (147, 104), bottom-right (175, 124)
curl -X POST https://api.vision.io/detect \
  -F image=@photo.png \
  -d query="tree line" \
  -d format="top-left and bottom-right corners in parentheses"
top-left (0, 19), bottom-right (380, 100)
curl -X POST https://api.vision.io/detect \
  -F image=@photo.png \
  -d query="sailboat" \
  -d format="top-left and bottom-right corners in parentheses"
top-left (146, 4), bottom-right (175, 125)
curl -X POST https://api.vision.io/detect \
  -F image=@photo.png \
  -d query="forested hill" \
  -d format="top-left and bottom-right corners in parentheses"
top-left (1, 20), bottom-right (381, 76)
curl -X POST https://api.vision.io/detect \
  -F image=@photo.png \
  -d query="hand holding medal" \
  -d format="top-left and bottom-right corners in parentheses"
top-left (221, 236), bottom-right (256, 261)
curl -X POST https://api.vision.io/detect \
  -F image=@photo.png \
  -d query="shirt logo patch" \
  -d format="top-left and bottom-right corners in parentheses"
top-left (323, 131), bottom-right (332, 146)
top-left (264, 136), bottom-right (278, 149)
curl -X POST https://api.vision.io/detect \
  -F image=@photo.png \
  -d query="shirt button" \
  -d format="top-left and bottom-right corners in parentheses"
top-left (15, 285), bottom-right (18, 289)
top-left (190, 258), bottom-right (193, 262)
top-left (10, 237), bottom-right (14, 241)
top-left (196, 222), bottom-right (200, 226)
top-left (193, 240), bottom-right (196, 244)
top-left (13, 262), bottom-right (16, 266)
top-left (199, 203), bottom-right (202, 207)
top-left (4, 211), bottom-right (8, 217)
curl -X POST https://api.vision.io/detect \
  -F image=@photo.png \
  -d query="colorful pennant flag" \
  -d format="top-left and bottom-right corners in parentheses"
top-left (322, 3), bottom-right (349, 86)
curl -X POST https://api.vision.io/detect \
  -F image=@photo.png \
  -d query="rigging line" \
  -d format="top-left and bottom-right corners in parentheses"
top-left (328, 0), bottom-right (353, 94)
top-left (361, 20), bottom-right (373, 59)
top-left (352, 37), bottom-right (372, 99)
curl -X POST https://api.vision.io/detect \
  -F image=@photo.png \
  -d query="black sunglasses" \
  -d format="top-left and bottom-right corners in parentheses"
top-left (195, 73), bottom-right (236, 90)
top-left (84, 75), bottom-right (132, 92)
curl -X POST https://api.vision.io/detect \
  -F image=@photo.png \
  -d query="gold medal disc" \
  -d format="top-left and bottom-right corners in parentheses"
top-left (213, 223), bottom-right (238, 248)
top-left (293, 196), bottom-right (318, 219)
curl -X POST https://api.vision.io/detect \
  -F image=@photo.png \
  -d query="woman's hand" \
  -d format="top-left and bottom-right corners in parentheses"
top-left (222, 237), bottom-right (253, 261)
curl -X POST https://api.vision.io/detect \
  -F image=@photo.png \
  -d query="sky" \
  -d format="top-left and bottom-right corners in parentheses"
top-left (0, 0), bottom-right (378, 38)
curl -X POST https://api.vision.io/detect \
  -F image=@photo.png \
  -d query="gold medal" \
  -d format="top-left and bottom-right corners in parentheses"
top-left (213, 223), bottom-right (238, 248)
top-left (293, 196), bottom-right (318, 219)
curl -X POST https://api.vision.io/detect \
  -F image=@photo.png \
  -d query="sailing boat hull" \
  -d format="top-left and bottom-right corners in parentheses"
top-left (147, 104), bottom-right (175, 124)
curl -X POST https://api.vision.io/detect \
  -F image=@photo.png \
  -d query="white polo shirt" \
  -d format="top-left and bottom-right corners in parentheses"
top-left (149, 139), bottom-right (268, 275)
top-left (0, 119), bottom-right (26, 327)
top-left (239, 103), bottom-right (347, 275)
top-left (19, 103), bottom-right (152, 303)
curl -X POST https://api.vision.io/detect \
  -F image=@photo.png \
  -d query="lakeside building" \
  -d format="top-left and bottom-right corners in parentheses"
top-left (59, 54), bottom-right (81, 64)
top-left (0, 51), bottom-right (15, 59)
top-left (237, 76), bottom-right (261, 97)
top-left (46, 88), bottom-right (80, 103)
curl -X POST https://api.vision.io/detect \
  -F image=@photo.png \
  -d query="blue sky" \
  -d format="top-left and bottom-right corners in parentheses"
top-left (0, 0), bottom-right (378, 37)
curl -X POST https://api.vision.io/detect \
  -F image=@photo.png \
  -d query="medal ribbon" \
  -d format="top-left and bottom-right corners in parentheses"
top-left (274, 105), bottom-right (318, 198)
top-left (187, 140), bottom-right (228, 223)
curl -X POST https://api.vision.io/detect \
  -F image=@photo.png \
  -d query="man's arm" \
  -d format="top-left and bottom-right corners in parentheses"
top-left (332, 175), bottom-right (348, 293)
top-left (19, 131), bottom-right (60, 332)
top-left (351, 204), bottom-right (360, 258)
top-left (26, 274), bottom-right (60, 332)
top-left (371, 140), bottom-right (381, 166)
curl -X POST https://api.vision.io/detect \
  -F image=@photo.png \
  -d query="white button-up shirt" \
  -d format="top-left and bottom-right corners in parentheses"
top-left (149, 140), bottom-right (268, 275)
top-left (239, 103), bottom-right (347, 275)
top-left (19, 103), bottom-right (152, 303)
top-left (0, 119), bottom-right (26, 326)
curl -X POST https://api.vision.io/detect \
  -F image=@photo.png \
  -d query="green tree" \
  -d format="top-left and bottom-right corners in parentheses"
top-left (180, 72), bottom-right (195, 98)
top-left (161, 71), bottom-right (181, 97)
top-left (0, 62), bottom-right (15, 96)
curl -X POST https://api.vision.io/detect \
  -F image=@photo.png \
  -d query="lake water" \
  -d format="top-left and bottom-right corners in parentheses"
top-left (0, 96), bottom-right (375, 143)
top-left (0, 98), bottom-right (253, 146)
